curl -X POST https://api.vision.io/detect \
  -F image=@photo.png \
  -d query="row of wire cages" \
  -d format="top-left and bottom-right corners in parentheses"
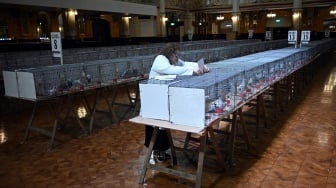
top-left (180, 45), bottom-right (246, 63)
top-left (4, 55), bottom-right (52, 71)
top-left (170, 68), bottom-right (244, 117)
top-left (298, 47), bottom-right (320, 70)
top-left (204, 67), bottom-right (262, 116)
top-left (62, 47), bottom-right (157, 64)
top-left (254, 42), bottom-right (271, 52)
top-left (63, 45), bottom-right (159, 63)
top-left (202, 61), bottom-right (279, 117)
top-left (25, 65), bottom-right (65, 97)
top-left (20, 57), bottom-right (153, 97)
top-left (208, 58), bottom-right (276, 100)
top-left (207, 47), bottom-right (243, 62)
top-left (250, 50), bottom-right (315, 89)
top-left (209, 47), bottom-right (311, 93)
top-left (266, 39), bottom-right (288, 50)
top-left (179, 40), bottom-right (228, 51)
top-left (169, 43), bottom-right (326, 121)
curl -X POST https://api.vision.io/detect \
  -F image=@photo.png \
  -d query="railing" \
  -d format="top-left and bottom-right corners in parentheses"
top-left (114, 0), bottom-right (157, 6)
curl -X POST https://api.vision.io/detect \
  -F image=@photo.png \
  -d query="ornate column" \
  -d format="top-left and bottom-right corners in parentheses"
top-left (292, 0), bottom-right (303, 43)
top-left (121, 16), bottom-right (130, 37)
top-left (185, 12), bottom-right (194, 41)
top-left (63, 8), bottom-right (77, 39)
top-left (158, 0), bottom-right (166, 37)
top-left (230, 0), bottom-right (240, 40)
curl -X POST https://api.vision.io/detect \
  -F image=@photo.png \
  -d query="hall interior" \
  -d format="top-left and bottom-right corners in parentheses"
top-left (0, 48), bottom-right (335, 187)
top-left (1, 0), bottom-right (336, 188)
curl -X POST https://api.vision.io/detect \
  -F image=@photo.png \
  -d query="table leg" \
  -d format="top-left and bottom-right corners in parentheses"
top-left (49, 117), bottom-right (59, 149)
top-left (259, 94), bottom-right (268, 128)
top-left (166, 129), bottom-right (177, 165)
top-left (273, 83), bottom-right (279, 118)
top-left (184, 132), bottom-right (191, 150)
top-left (88, 89), bottom-right (100, 134)
top-left (126, 83), bottom-right (135, 108)
top-left (105, 86), bottom-right (121, 124)
top-left (238, 108), bottom-right (251, 150)
top-left (22, 97), bottom-right (64, 149)
top-left (229, 111), bottom-right (238, 167)
top-left (23, 101), bottom-right (38, 143)
top-left (207, 126), bottom-right (225, 167)
top-left (256, 95), bottom-right (260, 138)
top-left (62, 94), bottom-right (74, 128)
top-left (195, 134), bottom-right (206, 188)
top-left (131, 83), bottom-right (140, 116)
top-left (276, 81), bottom-right (284, 112)
top-left (139, 127), bottom-right (158, 185)
top-left (81, 91), bottom-right (93, 115)
top-left (101, 88), bottom-right (119, 124)
top-left (48, 97), bottom-right (65, 149)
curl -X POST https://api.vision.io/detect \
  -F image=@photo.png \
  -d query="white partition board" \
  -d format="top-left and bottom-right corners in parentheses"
top-left (3, 71), bottom-right (19, 98)
top-left (169, 87), bottom-right (205, 127)
top-left (139, 83), bottom-right (169, 121)
top-left (17, 72), bottom-right (36, 100)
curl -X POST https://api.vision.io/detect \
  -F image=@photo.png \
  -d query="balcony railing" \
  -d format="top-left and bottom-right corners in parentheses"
top-left (114, 0), bottom-right (157, 6)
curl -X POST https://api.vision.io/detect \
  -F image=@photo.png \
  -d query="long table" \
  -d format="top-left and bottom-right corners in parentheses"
top-left (21, 76), bottom-right (145, 150)
top-left (130, 82), bottom-right (273, 187)
top-left (131, 39), bottom-right (336, 187)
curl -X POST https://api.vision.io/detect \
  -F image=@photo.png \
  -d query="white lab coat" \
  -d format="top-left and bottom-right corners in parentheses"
top-left (149, 55), bottom-right (197, 79)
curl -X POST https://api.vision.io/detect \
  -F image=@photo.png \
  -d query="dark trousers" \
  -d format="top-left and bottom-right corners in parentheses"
top-left (144, 126), bottom-right (170, 151)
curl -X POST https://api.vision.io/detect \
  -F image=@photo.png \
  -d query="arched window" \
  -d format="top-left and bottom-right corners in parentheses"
top-left (37, 11), bottom-right (50, 39)
top-left (0, 19), bottom-right (9, 40)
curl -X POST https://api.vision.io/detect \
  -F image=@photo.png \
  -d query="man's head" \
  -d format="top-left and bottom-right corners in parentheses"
top-left (161, 43), bottom-right (180, 65)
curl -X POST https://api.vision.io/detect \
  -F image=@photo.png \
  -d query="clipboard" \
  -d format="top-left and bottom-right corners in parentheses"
top-left (197, 58), bottom-right (205, 73)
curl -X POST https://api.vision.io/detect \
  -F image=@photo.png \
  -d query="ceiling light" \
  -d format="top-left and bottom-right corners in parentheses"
top-left (267, 12), bottom-right (276, 18)
top-left (216, 15), bottom-right (224, 21)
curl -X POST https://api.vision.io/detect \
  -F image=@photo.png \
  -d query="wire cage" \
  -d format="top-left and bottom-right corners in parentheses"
top-left (128, 57), bottom-right (145, 78)
top-left (82, 61), bottom-right (101, 88)
top-left (142, 55), bottom-right (154, 76)
top-left (293, 51), bottom-right (303, 69)
top-left (114, 59), bottom-right (130, 80)
top-left (268, 59), bottom-right (283, 84)
top-left (99, 60), bottom-right (117, 85)
top-left (284, 55), bottom-right (294, 74)
top-left (64, 63), bottom-right (82, 91)
top-left (18, 65), bottom-right (66, 97)
top-left (163, 68), bottom-right (240, 127)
